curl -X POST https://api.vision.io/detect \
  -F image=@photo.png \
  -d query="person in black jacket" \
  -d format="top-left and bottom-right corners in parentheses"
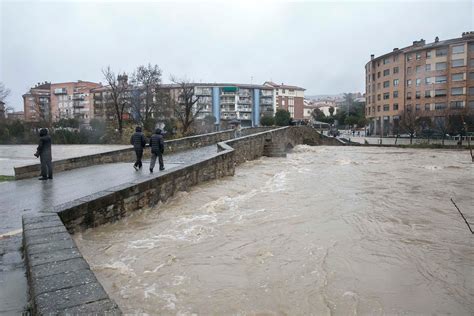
top-left (149, 128), bottom-right (165, 173)
top-left (130, 126), bottom-right (147, 170)
top-left (34, 128), bottom-right (53, 180)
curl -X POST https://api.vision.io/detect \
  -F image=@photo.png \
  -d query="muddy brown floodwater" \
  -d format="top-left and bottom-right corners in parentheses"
top-left (75, 146), bottom-right (474, 315)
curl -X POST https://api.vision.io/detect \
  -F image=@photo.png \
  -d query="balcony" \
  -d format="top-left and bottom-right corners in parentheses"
top-left (237, 107), bottom-right (252, 112)
top-left (260, 99), bottom-right (273, 105)
top-left (238, 98), bottom-right (252, 105)
top-left (54, 88), bottom-right (67, 95)
top-left (73, 94), bottom-right (85, 101)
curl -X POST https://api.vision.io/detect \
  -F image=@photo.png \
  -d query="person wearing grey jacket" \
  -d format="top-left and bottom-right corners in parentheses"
top-left (34, 128), bottom-right (53, 180)
top-left (130, 126), bottom-right (147, 171)
top-left (149, 128), bottom-right (165, 173)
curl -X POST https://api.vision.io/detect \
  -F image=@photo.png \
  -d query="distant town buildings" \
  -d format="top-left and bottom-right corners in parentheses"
top-left (23, 81), bottom-right (101, 123)
top-left (264, 82), bottom-right (305, 119)
top-left (365, 31), bottom-right (474, 136)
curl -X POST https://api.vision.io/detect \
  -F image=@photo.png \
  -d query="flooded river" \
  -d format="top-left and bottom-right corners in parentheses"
top-left (75, 146), bottom-right (474, 315)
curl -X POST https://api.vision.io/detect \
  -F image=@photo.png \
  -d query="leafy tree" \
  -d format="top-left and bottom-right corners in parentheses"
top-left (311, 108), bottom-right (325, 121)
top-left (260, 115), bottom-right (275, 126)
top-left (344, 115), bottom-right (359, 127)
top-left (274, 109), bottom-right (291, 126)
top-left (328, 106), bottom-right (335, 116)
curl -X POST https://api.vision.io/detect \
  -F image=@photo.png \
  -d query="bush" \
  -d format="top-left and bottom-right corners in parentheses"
top-left (260, 115), bottom-right (275, 126)
top-left (274, 109), bottom-right (291, 126)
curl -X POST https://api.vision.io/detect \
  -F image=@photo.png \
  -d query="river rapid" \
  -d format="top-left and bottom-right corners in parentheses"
top-left (75, 146), bottom-right (474, 315)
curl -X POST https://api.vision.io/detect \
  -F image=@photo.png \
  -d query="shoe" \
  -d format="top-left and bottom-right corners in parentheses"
top-left (133, 165), bottom-right (138, 171)
top-left (159, 167), bottom-right (165, 171)
top-left (150, 168), bottom-right (153, 173)
top-left (48, 176), bottom-right (53, 179)
top-left (38, 177), bottom-right (48, 180)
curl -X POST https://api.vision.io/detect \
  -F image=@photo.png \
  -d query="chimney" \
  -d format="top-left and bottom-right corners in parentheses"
top-left (461, 31), bottom-right (474, 38)
top-left (435, 36), bottom-right (439, 43)
top-left (393, 48), bottom-right (398, 51)
top-left (370, 54), bottom-right (374, 60)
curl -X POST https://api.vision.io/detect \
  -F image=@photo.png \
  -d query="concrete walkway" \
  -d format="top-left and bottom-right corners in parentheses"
top-left (0, 145), bottom-right (219, 314)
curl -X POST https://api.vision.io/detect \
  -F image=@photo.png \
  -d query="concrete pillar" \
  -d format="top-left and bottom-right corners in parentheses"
top-left (253, 88), bottom-right (260, 127)
top-left (212, 87), bottom-right (220, 127)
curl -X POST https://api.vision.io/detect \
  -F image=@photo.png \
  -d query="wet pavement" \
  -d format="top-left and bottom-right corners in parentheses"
top-left (0, 145), bottom-right (218, 314)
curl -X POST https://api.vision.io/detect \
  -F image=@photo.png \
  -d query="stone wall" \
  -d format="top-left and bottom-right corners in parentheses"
top-left (14, 128), bottom-right (268, 180)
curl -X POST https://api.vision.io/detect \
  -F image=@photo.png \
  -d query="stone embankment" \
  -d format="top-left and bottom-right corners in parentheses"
top-left (22, 126), bottom-right (340, 314)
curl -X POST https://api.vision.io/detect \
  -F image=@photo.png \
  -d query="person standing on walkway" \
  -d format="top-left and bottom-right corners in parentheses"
top-left (149, 128), bottom-right (165, 173)
top-left (130, 126), bottom-right (147, 171)
top-left (34, 128), bottom-right (53, 180)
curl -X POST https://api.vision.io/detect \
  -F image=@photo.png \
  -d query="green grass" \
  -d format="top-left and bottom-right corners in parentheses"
top-left (0, 175), bottom-right (15, 182)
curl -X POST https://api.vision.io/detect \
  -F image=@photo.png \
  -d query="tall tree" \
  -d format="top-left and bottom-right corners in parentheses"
top-left (311, 108), bottom-right (326, 122)
top-left (171, 76), bottom-right (202, 135)
top-left (328, 106), bottom-right (335, 116)
top-left (102, 66), bottom-right (129, 136)
top-left (0, 82), bottom-right (10, 103)
top-left (130, 64), bottom-right (162, 130)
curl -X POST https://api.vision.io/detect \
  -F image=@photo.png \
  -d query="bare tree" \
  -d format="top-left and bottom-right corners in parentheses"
top-left (130, 64), bottom-right (162, 130)
top-left (102, 66), bottom-right (129, 136)
top-left (0, 82), bottom-right (10, 103)
top-left (400, 109), bottom-right (418, 144)
top-left (171, 76), bottom-right (202, 135)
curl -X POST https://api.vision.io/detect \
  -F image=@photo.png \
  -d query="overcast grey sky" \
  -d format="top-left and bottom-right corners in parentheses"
top-left (0, 0), bottom-right (473, 111)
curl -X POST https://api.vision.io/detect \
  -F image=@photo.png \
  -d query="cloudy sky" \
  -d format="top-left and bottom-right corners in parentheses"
top-left (0, 0), bottom-right (473, 111)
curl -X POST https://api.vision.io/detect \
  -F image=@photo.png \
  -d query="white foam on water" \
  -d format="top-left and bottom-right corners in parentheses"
top-left (92, 261), bottom-right (135, 276)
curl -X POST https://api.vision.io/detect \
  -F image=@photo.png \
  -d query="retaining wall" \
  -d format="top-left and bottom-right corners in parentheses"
top-left (22, 126), bottom-right (340, 314)
top-left (14, 127), bottom-right (271, 180)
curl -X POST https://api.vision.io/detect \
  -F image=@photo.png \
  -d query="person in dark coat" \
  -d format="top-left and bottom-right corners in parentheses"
top-left (149, 128), bottom-right (165, 173)
top-left (130, 126), bottom-right (147, 170)
top-left (34, 128), bottom-right (53, 180)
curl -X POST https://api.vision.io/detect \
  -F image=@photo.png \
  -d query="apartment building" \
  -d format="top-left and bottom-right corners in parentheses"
top-left (164, 83), bottom-right (276, 127)
top-left (23, 81), bottom-right (101, 123)
top-left (365, 32), bottom-right (474, 136)
top-left (264, 82), bottom-right (305, 119)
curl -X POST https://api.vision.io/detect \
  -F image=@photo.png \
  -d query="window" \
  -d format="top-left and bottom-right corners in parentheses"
top-left (451, 87), bottom-right (463, 95)
top-left (377, 94), bottom-right (381, 101)
top-left (426, 51), bottom-right (432, 59)
top-left (416, 91), bottom-right (421, 99)
top-left (377, 105), bottom-right (381, 112)
top-left (425, 104), bottom-right (430, 111)
top-left (383, 104), bottom-right (390, 111)
top-left (407, 67), bottom-right (412, 74)
top-left (425, 64), bottom-right (431, 71)
top-left (416, 65), bottom-right (422, 73)
top-left (435, 103), bottom-right (447, 110)
top-left (407, 79), bottom-right (412, 86)
top-left (452, 44), bottom-right (464, 54)
top-left (436, 48), bottom-right (448, 56)
top-left (416, 79), bottom-right (421, 86)
top-left (425, 90), bottom-right (431, 98)
top-left (407, 104), bottom-right (412, 112)
top-left (435, 89), bottom-right (446, 97)
top-left (383, 81), bottom-right (390, 88)
top-left (393, 67), bottom-right (399, 74)
top-left (470, 87), bottom-right (474, 95)
top-left (383, 58), bottom-right (390, 65)
top-left (470, 43), bottom-right (474, 52)
top-left (452, 59), bottom-right (464, 67)
top-left (393, 79), bottom-right (399, 86)
top-left (435, 76), bottom-right (447, 83)
top-left (378, 72), bottom-right (381, 78)
top-left (450, 101), bottom-right (464, 108)
top-left (415, 104), bottom-right (420, 111)
top-left (425, 77), bottom-right (432, 84)
top-left (393, 103), bottom-right (399, 110)
top-left (469, 100), bottom-right (474, 108)
top-left (406, 54), bottom-right (412, 61)
top-left (383, 92), bottom-right (390, 99)
top-left (416, 52), bottom-right (421, 60)
top-left (372, 73), bottom-right (376, 81)
top-left (383, 69), bottom-right (390, 76)
top-left (393, 55), bottom-right (399, 62)
top-left (407, 92), bottom-right (412, 99)
top-left (436, 62), bottom-right (447, 70)
top-left (470, 72), bottom-right (474, 80)
top-left (471, 59), bottom-right (474, 67)
top-left (393, 91), bottom-right (399, 98)
top-left (452, 73), bottom-right (464, 81)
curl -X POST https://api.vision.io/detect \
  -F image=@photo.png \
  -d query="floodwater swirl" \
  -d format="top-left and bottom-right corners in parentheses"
top-left (75, 146), bottom-right (474, 315)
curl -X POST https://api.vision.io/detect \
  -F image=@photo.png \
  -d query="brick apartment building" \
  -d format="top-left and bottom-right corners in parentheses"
top-left (263, 81), bottom-right (305, 119)
top-left (365, 32), bottom-right (474, 136)
top-left (23, 80), bottom-right (102, 123)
